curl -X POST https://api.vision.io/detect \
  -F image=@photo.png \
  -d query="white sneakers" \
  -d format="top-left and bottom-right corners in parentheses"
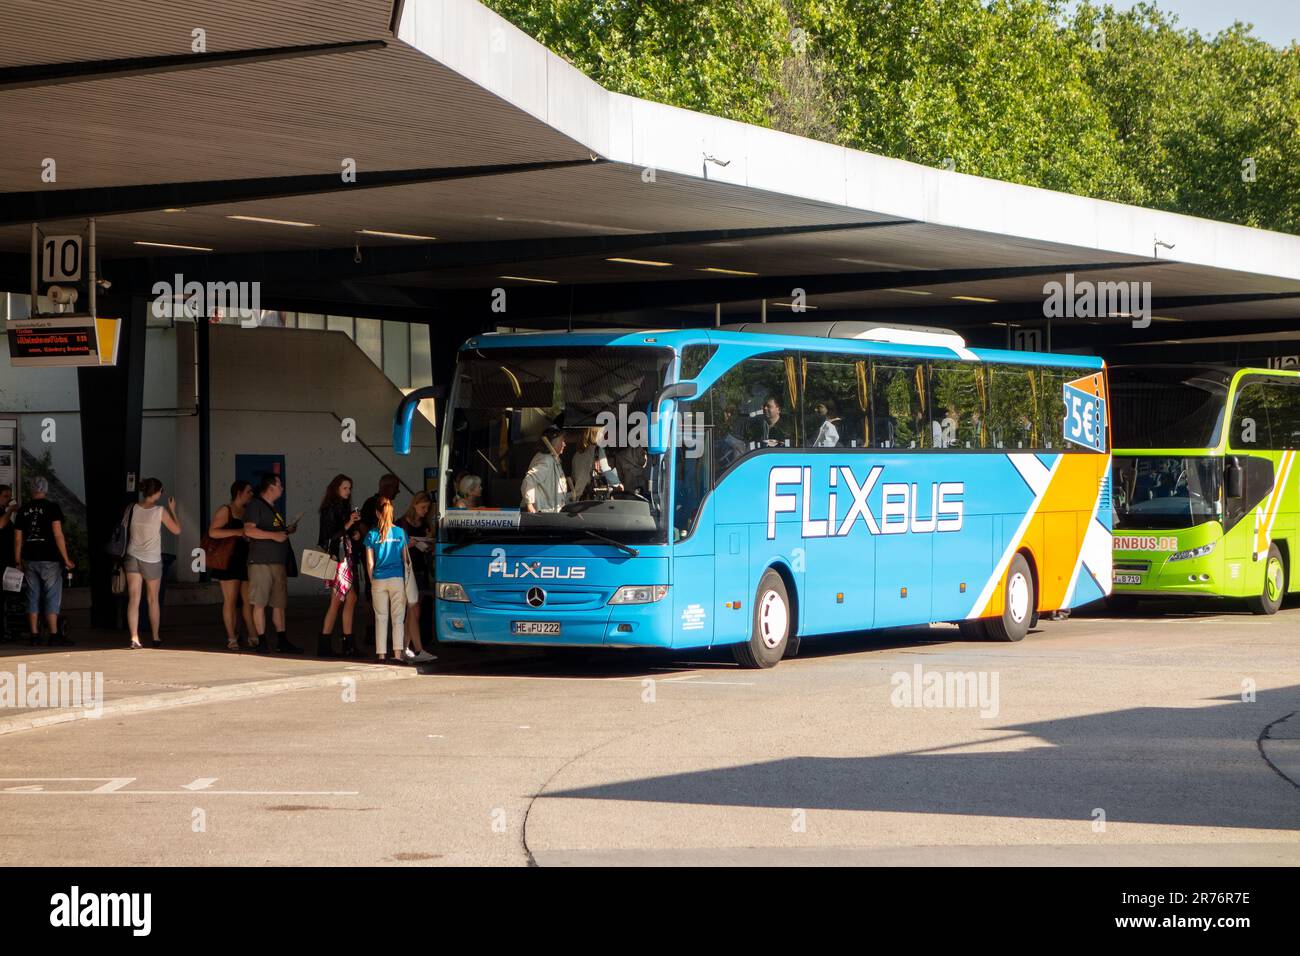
top-left (404, 648), bottom-right (436, 663)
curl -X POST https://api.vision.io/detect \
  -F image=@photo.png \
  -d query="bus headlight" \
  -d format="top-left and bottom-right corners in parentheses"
top-left (608, 585), bottom-right (669, 605)
top-left (1169, 542), bottom-right (1215, 562)
top-left (437, 582), bottom-right (470, 602)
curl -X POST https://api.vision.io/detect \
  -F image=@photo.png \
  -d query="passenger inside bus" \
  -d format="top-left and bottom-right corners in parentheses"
top-left (812, 399), bottom-right (841, 447)
top-left (748, 395), bottom-right (790, 447)
top-left (520, 426), bottom-right (572, 513)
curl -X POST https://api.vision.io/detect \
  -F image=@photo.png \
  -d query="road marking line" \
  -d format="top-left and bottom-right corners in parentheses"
top-left (182, 778), bottom-right (218, 791)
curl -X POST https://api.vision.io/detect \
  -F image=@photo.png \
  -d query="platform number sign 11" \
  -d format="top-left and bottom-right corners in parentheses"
top-left (1063, 372), bottom-right (1106, 452)
top-left (41, 235), bottom-right (83, 283)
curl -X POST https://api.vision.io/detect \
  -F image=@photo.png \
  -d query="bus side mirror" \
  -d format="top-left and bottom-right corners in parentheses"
top-left (393, 385), bottom-right (442, 455)
top-left (1225, 457), bottom-right (1244, 499)
top-left (648, 382), bottom-right (698, 455)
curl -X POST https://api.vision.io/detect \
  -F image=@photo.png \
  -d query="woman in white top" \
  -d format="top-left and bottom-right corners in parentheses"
top-left (521, 427), bottom-right (571, 513)
top-left (123, 477), bottom-right (181, 648)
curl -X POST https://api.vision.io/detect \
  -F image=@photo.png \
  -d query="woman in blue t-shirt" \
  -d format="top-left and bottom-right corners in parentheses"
top-left (364, 496), bottom-right (411, 663)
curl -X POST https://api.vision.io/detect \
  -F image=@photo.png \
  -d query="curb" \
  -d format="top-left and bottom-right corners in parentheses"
top-left (0, 666), bottom-right (417, 737)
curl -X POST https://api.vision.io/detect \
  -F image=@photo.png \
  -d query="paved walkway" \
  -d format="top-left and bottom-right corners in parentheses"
top-left (0, 598), bottom-right (442, 734)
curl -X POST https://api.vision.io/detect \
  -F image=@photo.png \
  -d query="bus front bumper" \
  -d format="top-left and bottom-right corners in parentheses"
top-left (436, 598), bottom-right (675, 648)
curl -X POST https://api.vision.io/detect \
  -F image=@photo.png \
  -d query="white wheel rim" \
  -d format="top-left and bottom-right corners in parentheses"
top-left (1008, 572), bottom-right (1030, 625)
top-left (758, 589), bottom-right (788, 649)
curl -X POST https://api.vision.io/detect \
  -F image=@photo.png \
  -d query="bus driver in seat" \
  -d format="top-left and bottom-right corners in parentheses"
top-left (521, 426), bottom-right (572, 513)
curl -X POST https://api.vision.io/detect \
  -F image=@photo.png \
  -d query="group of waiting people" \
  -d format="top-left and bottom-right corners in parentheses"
top-left (203, 472), bottom-right (436, 663)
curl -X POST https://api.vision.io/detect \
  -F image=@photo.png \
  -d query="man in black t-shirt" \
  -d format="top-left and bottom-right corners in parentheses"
top-left (242, 473), bottom-right (301, 655)
top-left (359, 473), bottom-right (402, 534)
top-left (14, 478), bottom-right (75, 645)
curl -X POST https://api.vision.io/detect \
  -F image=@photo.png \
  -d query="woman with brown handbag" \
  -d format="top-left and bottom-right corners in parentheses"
top-left (206, 480), bottom-right (254, 650)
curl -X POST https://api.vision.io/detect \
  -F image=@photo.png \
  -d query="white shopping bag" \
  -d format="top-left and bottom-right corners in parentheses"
top-left (299, 548), bottom-right (338, 581)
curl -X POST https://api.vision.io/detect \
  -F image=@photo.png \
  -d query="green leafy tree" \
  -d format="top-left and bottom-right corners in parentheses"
top-left (482, 0), bottom-right (1300, 234)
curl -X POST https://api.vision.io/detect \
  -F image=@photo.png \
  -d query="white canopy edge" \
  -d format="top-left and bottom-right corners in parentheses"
top-left (398, 0), bottom-right (1300, 282)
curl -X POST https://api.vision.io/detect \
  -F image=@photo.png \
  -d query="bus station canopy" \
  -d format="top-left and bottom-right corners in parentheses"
top-left (3, 0), bottom-right (1300, 351)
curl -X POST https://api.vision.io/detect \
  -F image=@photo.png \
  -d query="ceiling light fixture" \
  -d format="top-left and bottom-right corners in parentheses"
top-left (227, 215), bottom-right (317, 227)
top-left (357, 229), bottom-right (437, 241)
top-left (606, 257), bottom-right (672, 267)
top-left (133, 240), bottom-right (214, 252)
top-left (698, 267), bottom-right (758, 276)
top-left (883, 288), bottom-right (931, 296)
top-left (951, 295), bottom-right (998, 303)
top-left (499, 275), bottom-right (558, 284)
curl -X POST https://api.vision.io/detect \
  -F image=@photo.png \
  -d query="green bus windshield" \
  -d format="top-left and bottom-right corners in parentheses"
top-left (1110, 366), bottom-right (1229, 450)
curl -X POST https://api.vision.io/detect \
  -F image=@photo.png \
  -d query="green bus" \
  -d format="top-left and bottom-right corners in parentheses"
top-left (1110, 365), bottom-right (1299, 614)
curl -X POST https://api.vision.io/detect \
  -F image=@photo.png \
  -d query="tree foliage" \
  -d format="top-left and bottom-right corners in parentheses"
top-left (481, 0), bottom-right (1300, 234)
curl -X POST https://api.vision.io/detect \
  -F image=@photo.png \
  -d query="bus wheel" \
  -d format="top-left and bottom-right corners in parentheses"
top-left (733, 570), bottom-right (790, 669)
top-left (986, 554), bottom-right (1034, 643)
top-left (957, 620), bottom-right (988, 641)
top-left (1246, 544), bottom-right (1285, 616)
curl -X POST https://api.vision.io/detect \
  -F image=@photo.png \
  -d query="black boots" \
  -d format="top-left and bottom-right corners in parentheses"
top-left (341, 633), bottom-right (357, 657)
top-left (277, 632), bottom-right (303, 654)
top-left (317, 634), bottom-right (334, 657)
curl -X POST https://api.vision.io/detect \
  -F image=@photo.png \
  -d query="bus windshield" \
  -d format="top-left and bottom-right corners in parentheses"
top-left (441, 345), bottom-right (674, 545)
top-left (1110, 366), bottom-right (1229, 449)
top-left (1112, 455), bottom-right (1223, 530)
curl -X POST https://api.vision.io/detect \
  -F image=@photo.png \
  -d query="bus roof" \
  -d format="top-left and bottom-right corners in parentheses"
top-left (461, 327), bottom-right (1104, 369)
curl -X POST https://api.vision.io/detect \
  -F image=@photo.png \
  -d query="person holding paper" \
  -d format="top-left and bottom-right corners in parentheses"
top-left (571, 425), bottom-right (623, 500)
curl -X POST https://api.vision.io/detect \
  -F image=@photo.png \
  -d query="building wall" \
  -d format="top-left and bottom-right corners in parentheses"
top-left (172, 323), bottom-right (438, 594)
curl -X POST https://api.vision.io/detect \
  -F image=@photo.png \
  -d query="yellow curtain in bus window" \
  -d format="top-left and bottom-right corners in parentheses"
top-left (5, 314), bottom-right (121, 368)
top-left (1062, 372), bottom-right (1106, 452)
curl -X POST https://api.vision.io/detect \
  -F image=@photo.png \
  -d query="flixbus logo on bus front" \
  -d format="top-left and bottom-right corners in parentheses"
top-left (487, 550), bottom-right (587, 580)
top-left (767, 466), bottom-right (964, 540)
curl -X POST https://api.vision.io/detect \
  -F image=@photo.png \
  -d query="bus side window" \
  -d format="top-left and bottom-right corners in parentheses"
top-left (1230, 380), bottom-right (1272, 449)
top-left (931, 360), bottom-right (986, 448)
top-left (801, 352), bottom-right (865, 448)
top-left (1265, 380), bottom-right (1300, 449)
top-left (986, 366), bottom-right (1034, 449)
top-left (871, 359), bottom-right (930, 449)
top-left (708, 352), bottom-right (796, 464)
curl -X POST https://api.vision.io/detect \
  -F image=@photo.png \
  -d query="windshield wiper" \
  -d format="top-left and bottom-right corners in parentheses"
top-left (572, 528), bottom-right (639, 557)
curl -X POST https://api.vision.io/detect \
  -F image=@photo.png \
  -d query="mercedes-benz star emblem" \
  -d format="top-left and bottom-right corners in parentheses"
top-left (526, 587), bottom-right (546, 608)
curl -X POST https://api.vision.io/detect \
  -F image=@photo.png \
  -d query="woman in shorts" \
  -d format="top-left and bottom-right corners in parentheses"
top-left (123, 478), bottom-right (181, 648)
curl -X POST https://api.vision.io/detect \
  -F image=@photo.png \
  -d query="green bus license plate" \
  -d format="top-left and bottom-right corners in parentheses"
top-left (1113, 573), bottom-right (1142, 585)
top-left (512, 621), bottom-right (561, 635)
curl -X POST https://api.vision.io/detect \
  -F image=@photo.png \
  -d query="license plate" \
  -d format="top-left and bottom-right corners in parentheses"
top-left (512, 621), bottom-right (560, 635)
top-left (1113, 574), bottom-right (1142, 585)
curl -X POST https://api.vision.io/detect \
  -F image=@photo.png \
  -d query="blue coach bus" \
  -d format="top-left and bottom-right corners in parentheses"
top-left (398, 322), bottom-right (1112, 668)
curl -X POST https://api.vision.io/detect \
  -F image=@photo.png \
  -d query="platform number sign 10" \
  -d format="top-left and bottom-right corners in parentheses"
top-left (41, 235), bottom-right (83, 284)
top-left (1063, 373), bottom-right (1106, 452)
